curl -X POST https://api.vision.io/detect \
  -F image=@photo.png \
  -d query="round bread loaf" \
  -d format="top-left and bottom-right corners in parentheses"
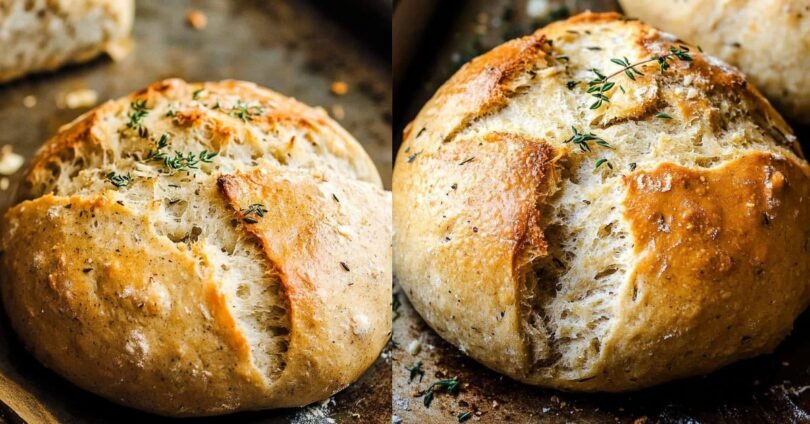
top-left (393, 12), bottom-right (810, 391)
top-left (619, 0), bottom-right (810, 124)
top-left (1, 79), bottom-right (391, 416)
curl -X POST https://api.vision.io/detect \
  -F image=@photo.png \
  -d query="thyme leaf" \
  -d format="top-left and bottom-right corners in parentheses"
top-left (406, 361), bottom-right (424, 383)
top-left (106, 172), bottom-right (132, 188)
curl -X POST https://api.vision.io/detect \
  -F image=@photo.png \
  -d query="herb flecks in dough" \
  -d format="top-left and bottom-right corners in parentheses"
top-left (241, 203), bottom-right (268, 224)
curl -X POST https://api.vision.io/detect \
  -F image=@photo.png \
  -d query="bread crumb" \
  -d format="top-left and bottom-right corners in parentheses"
top-left (0, 145), bottom-right (24, 175)
top-left (65, 88), bottom-right (98, 109)
top-left (634, 417), bottom-right (649, 424)
top-left (407, 339), bottom-right (422, 355)
top-left (187, 10), bottom-right (208, 30)
top-left (22, 95), bottom-right (36, 108)
top-left (351, 313), bottom-right (370, 336)
top-left (106, 37), bottom-right (133, 61)
top-left (330, 81), bottom-right (349, 96)
top-left (331, 104), bottom-right (345, 120)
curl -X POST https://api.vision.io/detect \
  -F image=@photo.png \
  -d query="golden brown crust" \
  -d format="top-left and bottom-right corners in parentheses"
top-left (595, 152), bottom-right (810, 388)
top-left (394, 12), bottom-right (810, 391)
top-left (1, 79), bottom-right (391, 415)
top-left (401, 32), bottom-right (556, 147)
top-left (218, 169), bottom-right (391, 406)
top-left (394, 132), bottom-right (561, 377)
top-left (2, 195), bottom-right (269, 415)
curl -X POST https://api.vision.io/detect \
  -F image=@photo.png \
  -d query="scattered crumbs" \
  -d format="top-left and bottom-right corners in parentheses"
top-left (22, 95), bottom-right (36, 108)
top-left (186, 10), bottom-right (208, 30)
top-left (290, 398), bottom-right (335, 424)
top-left (331, 104), bottom-right (345, 120)
top-left (330, 81), bottom-right (349, 96)
top-left (64, 88), bottom-right (98, 109)
top-left (0, 145), bottom-right (24, 175)
top-left (492, 400), bottom-right (499, 409)
top-left (407, 339), bottom-right (422, 355)
top-left (526, 0), bottom-right (551, 18)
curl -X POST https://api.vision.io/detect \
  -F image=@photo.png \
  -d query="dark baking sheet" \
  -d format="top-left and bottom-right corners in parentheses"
top-left (0, 0), bottom-right (391, 422)
top-left (392, 1), bottom-right (810, 423)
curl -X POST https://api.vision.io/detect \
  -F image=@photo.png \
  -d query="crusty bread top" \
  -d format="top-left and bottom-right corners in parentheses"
top-left (393, 12), bottom-right (810, 391)
top-left (2, 79), bottom-right (391, 416)
top-left (19, 78), bottom-right (381, 201)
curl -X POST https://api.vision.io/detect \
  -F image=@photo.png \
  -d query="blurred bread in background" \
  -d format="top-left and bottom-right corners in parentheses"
top-left (0, 0), bottom-right (134, 83)
top-left (620, 0), bottom-right (810, 124)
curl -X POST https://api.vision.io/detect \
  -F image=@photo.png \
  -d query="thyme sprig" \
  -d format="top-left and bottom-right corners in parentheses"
top-left (106, 172), bottom-right (132, 188)
top-left (565, 127), bottom-right (611, 152)
top-left (146, 134), bottom-right (218, 172)
top-left (422, 377), bottom-right (460, 408)
top-left (127, 99), bottom-right (150, 137)
top-left (231, 101), bottom-right (265, 122)
top-left (586, 45), bottom-right (693, 109)
top-left (565, 127), bottom-right (613, 171)
top-left (241, 203), bottom-right (268, 224)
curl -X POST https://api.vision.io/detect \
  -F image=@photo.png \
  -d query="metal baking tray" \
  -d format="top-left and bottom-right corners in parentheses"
top-left (393, 1), bottom-right (810, 422)
top-left (0, 0), bottom-right (391, 422)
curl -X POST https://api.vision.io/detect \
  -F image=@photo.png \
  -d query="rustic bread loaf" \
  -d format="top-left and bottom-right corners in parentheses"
top-left (0, 0), bottom-right (134, 83)
top-left (1, 79), bottom-right (391, 416)
top-left (619, 0), bottom-right (810, 124)
top-left (393, 12), bottom-right (810, 391)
